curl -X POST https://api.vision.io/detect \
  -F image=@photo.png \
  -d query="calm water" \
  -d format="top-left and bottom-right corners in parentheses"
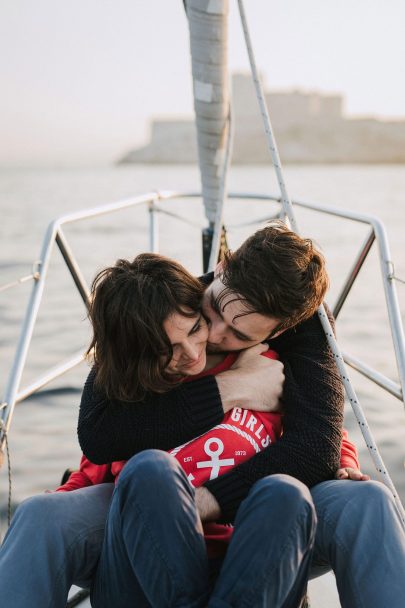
top-left (1, 164), bottom-right (405, 530)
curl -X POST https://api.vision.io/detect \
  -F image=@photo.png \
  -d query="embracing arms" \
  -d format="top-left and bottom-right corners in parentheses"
top-left (78, 370), bottom-right (224, 464)
top-left (78, 309), bottom-right (344, 521)
top-left (78, 347), bottom-right (282, 464)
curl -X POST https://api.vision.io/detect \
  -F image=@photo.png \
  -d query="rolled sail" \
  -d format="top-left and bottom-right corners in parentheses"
top-left (185, 0), bottom-right (230, 226)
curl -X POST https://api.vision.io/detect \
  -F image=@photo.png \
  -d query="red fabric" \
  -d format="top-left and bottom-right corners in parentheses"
top-left (56, 456), bottom-right (114, 492)
top-left (57, 431), bottom-right (359, 493)
top-left (167, 406), bottom-right (282, 487)
top-left (339, 429), bottom-right (359, 470)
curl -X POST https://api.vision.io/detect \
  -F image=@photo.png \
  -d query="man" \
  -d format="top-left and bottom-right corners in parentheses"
top-left (1, 222), bottom-right (404, 607)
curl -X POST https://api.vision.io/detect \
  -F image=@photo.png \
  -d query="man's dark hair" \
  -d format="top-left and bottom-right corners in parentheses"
top-left (87, 253), bottom-right (204, 402)
top-left (219, 221), bottom-right (329, 335)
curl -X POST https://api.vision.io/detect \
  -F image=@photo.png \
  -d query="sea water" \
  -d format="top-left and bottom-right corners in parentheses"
top-left (1, 164), bottom-right (404, 527)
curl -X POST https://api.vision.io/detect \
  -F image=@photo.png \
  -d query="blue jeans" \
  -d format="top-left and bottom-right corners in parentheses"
top-left (309, 479), bottom-right (405, 605)
top-left (91, 450), bottom-right (316, 608)
top-left (1, 453), bottom-right (405, 607)
top-left (0, 483), bottom-right (113, 608)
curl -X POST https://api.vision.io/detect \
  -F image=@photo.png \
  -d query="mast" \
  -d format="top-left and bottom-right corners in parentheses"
top-left (185, 0), bottom-right (231, 271)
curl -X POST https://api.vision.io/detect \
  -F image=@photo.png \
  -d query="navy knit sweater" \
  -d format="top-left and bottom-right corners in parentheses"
top-left (78, 276), bottom-right (344, 522)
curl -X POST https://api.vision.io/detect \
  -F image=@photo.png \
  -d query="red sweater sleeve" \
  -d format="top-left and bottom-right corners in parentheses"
top-left (56, 455), bottom-right (114, 492)
top-left (339, 429), bottom-right (359, 470)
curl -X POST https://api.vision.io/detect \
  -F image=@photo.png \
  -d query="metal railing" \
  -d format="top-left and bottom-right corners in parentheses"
top-left (1, 191), bottom-right (404, 509)
top-left (1, 191), bottom-right (162, 452)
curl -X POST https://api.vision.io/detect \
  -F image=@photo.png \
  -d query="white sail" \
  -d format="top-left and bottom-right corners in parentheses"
top-left (185, 0), bottom-right (230, 227)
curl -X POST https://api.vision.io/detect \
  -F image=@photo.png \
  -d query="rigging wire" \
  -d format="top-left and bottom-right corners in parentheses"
top-left (0, 262), bottom-right (41, 294)
top-left (0, 418), bottom-right (12, 530)
top-left (388, 262), bottom-right (405, 285)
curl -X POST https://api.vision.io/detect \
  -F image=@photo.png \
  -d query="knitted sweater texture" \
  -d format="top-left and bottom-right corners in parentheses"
top-left (78, 275), bottom-right (344, 522)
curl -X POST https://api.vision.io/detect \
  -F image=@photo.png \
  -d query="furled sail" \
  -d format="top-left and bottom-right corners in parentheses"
top-left (185, 0), bottom-right (231, 265)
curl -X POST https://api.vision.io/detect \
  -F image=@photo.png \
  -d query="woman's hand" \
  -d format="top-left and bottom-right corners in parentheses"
top-left (335, 467), bottom-right (370, 481)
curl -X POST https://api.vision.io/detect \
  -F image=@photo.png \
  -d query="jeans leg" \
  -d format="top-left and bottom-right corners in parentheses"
top-left (91, 450), bottom-right (210, 608)
top-left (209, 474), bottom-right (317, 608)
top-left (0, 483), bottom-right (113, 608)
top-left (310, 479), bottom-right (405, 608)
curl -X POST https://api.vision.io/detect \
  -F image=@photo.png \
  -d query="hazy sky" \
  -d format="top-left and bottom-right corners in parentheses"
top-left (1, 0), bottom-right (405, 167)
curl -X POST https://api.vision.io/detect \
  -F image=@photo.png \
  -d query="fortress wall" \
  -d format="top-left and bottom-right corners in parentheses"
top-left (119, 75), bottom-right (405, 164)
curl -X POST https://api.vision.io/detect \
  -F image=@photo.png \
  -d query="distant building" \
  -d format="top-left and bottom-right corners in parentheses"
top-left (119, 74), bottom-right (405, 164)
top-left (127, 120), bottom-right (197, 163)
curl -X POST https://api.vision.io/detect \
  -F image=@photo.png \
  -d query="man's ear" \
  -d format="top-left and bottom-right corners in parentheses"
top-left (214, 261), bottom-right (224, 278)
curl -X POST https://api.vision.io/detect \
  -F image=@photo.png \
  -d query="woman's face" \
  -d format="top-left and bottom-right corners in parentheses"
top-left (163, 310), bottom-right (209, 376)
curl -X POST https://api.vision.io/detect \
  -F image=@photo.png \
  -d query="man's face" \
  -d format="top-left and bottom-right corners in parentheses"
top-left (202, 277), bottom-right (282, 352)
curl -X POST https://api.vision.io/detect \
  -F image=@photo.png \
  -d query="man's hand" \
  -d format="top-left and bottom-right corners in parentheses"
top-left (335, 467), bottom-right (370, 481)
top-left (216, 343), bottom-right (284, 413)
top-left (194, 487), bottom-right (221, 522)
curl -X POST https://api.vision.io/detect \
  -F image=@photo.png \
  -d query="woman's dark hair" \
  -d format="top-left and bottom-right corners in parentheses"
top-left (86, 253), bottom-right (204, 402)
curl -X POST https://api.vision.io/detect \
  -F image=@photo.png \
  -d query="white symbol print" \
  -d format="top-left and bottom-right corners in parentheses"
top-left (197, 437), bottom-right (235, 480)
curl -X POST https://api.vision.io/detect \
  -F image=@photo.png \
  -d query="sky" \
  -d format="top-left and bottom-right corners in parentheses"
top-left (1, 0), bottom-right (405, 167)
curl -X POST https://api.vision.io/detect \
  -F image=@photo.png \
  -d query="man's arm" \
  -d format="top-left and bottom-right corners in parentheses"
top-left (196, 426), bottom-right (362, 523)
top-left (78, 352), bottom-right (283, 465)
top-left (78, 368), bottom-right (224, 464)
top-left (204, 309), bottom-right (345, 522)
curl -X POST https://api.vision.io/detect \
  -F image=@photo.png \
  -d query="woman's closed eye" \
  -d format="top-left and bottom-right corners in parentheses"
top-left (190, 316), bottom-right (205, 334)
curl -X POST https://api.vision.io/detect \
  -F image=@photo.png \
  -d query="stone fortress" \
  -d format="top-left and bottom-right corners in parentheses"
top-left (120, 74), bottom-right (405, 164)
